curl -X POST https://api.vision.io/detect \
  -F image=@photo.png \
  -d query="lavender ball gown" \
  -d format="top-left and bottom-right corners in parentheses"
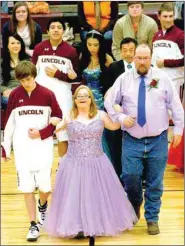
top-left (44, 113), bottom-right (137, 237)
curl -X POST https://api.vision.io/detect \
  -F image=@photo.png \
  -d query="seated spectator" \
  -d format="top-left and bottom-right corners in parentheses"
top-left (112, 1), bottom-right (158, 61)
top-left (78, 1), bottom-right (118, 54)
top-left (1, 33), bottom-right (29, 109)
top-left (152, 2), bottom-right (184, 97)
top-left (2, 1), bottom-right (42, 57)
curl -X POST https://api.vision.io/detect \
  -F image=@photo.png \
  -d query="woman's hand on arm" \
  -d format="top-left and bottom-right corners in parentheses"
top-left (55, 119), bottom-right (67, 133)
top-left (100, 111), bottom-right (120, 130)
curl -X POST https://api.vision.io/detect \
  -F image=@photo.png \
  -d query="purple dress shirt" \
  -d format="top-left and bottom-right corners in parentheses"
top-left (104, 67), bottom-right (184, 139)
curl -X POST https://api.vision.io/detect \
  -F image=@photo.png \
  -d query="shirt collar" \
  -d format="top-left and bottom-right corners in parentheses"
top-left (124, 60), bottom-right (134, 67)
top-left (133, 67), bottom-right (152, 80)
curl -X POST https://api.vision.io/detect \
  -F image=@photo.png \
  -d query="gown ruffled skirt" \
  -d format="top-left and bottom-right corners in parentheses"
top-left (44, 118), bottom-right (138, 237)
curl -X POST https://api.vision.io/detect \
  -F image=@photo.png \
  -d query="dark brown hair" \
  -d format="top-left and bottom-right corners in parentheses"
top-left (127, 1), bottom-right (144, 9)
top-left (15, 60), bottom-right (37, 80)
top-left (10, 2), bottom-right (36, 44)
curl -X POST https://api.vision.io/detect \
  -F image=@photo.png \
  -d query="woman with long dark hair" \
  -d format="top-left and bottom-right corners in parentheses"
top-left (1, 33), bottom-right (29, 109)
top-left (79, 30), bottom-right (113, 161)
top-left (2, 1), bottom-right (42, 57)
top-left (80, 30), bottom-right (113, 105)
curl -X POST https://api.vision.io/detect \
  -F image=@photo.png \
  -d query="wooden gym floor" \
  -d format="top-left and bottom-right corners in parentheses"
top-left (1, 145), bottom-right (184, 245)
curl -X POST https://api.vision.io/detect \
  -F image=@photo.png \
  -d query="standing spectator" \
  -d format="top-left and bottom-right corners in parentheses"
top-left (108, 37), bottom-right (137, 89)
top-left (80, 30), bottom-right (113, 105)
top-left (1, 61), bottom-right (62, 242)
top-left (152, 2), bottom-right (184, 97)
top-left (78, 1), bottom-right (118, 53)
top-left (44, 85), bottom-right (137, 240)
top-left (168, 91), bottom-right (184, 173)
top-left (32, 18), bottom-right (79, 160)
top-left (106, 37), bottom-right (137, 178)
top-left (105, 44), bottom-right (184, 235)
top-left (79, 30), bottom-right (113, 160)
top-left (1, 1), bottom-right (8, 13)
top-left (1, 33), bottom-right (29, 109)
top-left (112, 1), bottom-right (158, 61)
top-left (174, 1), bottom-right (184, 30)
top-left (2, 1), bottom-right (42, 57)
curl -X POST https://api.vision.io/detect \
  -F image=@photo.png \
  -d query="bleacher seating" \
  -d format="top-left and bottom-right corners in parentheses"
top-left (1, 2), bottom-right (162, 35)
top-left (0, 2), bottom-right (163, 56)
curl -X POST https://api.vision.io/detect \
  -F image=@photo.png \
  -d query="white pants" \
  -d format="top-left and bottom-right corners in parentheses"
top-left (17, 168), bottom-right (52, 193)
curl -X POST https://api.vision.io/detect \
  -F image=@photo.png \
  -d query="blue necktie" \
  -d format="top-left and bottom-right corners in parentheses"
top-left (137, 76), bottom-right (146, 127)
top-left (127, 64), bottom-right (132, 69)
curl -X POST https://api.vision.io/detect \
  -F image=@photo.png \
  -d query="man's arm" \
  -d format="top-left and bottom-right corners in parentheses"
top-left (148, 21), bottom-right (158, 49)
top-left (104, 75), bottom-right (126, 124)
top-left (78, 2), bottom-right (93, 31)
top-left (166, 76), bottom-right (184, 136)
top-left (54, 49), bottom-right (79, 82)
top-left (39, 92), bottom-right (63, 140)
top-left (32, 43), bottom-right (40, 65)
top-left (1, 93), bottom-right (16, 159)
top-left (112, 21), bottom-right (124, 61)
top-left (164, 31), bottom-right (184, 67)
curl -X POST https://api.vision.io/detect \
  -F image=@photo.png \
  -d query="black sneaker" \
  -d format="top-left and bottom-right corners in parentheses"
top-left (74, 231), bottom-right (85, 239)
top-left (26, 222), bottom-right (40, 241)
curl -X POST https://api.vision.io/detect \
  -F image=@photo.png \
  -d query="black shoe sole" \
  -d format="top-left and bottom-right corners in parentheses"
top-left (148, 230), bottom-right (160, 235)
top-left (27, 238), bottom-right (38, 242)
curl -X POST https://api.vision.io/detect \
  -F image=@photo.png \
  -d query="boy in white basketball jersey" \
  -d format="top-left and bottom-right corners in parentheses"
top-left (32, 18), bottom-right (79, 160)
top-left (1, 61), bottom-right (62, 242)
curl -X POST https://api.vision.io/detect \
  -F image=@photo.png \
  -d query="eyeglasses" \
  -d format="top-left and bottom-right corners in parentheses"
top-left (76, 95), bottom-right (91, 100)
top-left (135, 57), bottom-right (150, 61)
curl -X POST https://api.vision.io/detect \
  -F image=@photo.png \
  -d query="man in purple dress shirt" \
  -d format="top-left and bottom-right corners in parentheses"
top-left (104, 44), bottom-right (184, 235)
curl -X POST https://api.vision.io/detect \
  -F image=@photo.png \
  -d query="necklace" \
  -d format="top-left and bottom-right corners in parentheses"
top-left (88, 58), bottom-right (100, 69)
top-left (10, 58), bottom-right (20, 68)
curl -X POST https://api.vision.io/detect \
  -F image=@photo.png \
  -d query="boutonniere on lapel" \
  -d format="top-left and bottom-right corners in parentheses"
top-left (148, 77), bottom-right (159, 91)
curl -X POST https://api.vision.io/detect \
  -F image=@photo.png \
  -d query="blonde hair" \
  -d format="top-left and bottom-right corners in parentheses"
top-left (71, 85), bottom-right (98, 119)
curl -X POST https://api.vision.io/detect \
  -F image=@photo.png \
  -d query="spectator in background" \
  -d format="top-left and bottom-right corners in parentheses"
top-left (168, 91), bottom-right (184, 173)
top-left (106, 37), bottom-right (137, 178)
top-left (32, 18), bottom-right (79, 161)
top-left (2, 1), bottom-right (42, 57)
top-left (108, 37), bottom-right (137, 89)
top-left (78, 1), bottom-right (118, 54)
top-left (1, 1), bottom-right (8, 13)
top-left (79, 30), bottom-right (113, 104)
top-left (112, 1), bottom-right (158, 61)
top-left (79, 30), bottom-right (113, 161)
top-left (1, 33), bottom-right (29, 109)
top-left (174, 1), bottom-right (184, 30)
top-left (152, 2), bottom-right (184, 98)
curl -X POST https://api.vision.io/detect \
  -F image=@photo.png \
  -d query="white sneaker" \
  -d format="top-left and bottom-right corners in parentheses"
top-left (38, 200), bottom-right (48, 228)
top-left (26, 224), bottom-right (40, 241)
